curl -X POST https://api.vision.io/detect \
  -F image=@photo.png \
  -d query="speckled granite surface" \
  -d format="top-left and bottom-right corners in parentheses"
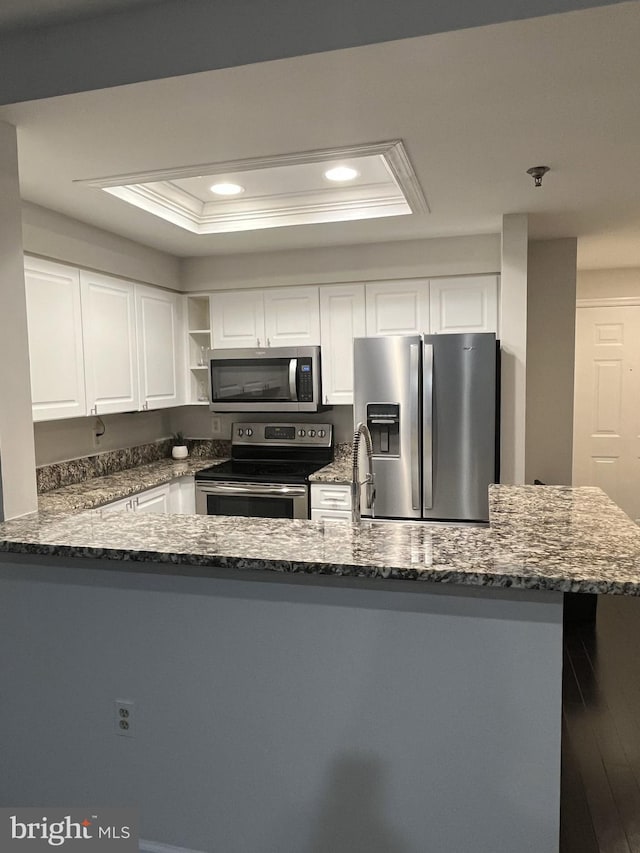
top-left (37, 439), bottom-right (231, 493)
top-left (37, 456), bottom-right (226, 514)
top-left (3, 485), bottom-right (640, 595)
top-left (309, 442), bottom-right (352, 484)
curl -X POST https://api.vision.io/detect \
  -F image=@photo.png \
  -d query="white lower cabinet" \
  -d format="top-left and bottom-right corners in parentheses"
top-left (100, 494), bottom-right (136, 513)
top-left (311, 508), bottom-right (352, 522)
top-left (310, 483), bottom-right (352, 522)
top-left (133, 483), bottom-right (171, 513)
top-left (101, 478), bottom-right (195, 515)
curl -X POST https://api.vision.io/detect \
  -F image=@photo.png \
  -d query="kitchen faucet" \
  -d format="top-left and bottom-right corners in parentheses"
top-left (351, 422), bottom-right (376, 522)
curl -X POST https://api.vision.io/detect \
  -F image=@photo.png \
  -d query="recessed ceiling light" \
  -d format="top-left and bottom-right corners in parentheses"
top-left (210, 182), bottom-right (245, 195)
top-left (324, 166), bottom-right (359, 182)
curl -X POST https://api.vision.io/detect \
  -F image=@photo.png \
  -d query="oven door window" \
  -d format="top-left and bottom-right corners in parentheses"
top-left (211, 358), bottom-right (294, 404)
top-left (206, 493), bottom-right (293, 519)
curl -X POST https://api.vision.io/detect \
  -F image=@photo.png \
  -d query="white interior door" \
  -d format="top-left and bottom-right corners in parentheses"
top-left (573, 304), bottom-right (640, 522)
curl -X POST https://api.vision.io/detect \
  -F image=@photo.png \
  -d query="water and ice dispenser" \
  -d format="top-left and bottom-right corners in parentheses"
top-left (366, 403), bottom-right (400, 456)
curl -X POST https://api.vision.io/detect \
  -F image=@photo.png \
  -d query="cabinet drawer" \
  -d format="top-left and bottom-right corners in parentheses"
top-left (311, 508), bottom-right (351, 522)
top-left (310, 483), bottom-right (352, 510)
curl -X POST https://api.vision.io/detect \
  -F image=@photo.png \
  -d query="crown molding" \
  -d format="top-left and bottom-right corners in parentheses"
top-left (84, 140), bottom-right (425, 234)
top-left (577, 296), bottom-right (640, 308)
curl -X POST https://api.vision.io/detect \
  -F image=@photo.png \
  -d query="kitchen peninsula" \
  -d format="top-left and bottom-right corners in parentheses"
top-left (1, 484), bottom-right (638, 852)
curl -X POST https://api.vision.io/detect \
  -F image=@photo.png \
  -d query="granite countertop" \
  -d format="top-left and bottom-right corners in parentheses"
top-left (37, 456), bottom-right (226, 514)
top-left (3, 484), bottom-right (640, 595)
top-left (309, 442), bottom-right (352, 484)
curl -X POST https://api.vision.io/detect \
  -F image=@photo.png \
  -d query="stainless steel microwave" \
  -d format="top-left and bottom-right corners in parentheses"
top-left (208, 346), bottom-right (323, 412)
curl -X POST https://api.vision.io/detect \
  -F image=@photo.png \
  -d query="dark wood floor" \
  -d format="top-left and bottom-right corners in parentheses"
top-left (562, 595), bottom-right (640, 852)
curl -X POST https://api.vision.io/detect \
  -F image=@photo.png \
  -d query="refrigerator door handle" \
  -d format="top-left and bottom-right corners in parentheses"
top-left (410, 343), bottom-right (420, 510)
top-left (423, 343), bottom-right (434, 510)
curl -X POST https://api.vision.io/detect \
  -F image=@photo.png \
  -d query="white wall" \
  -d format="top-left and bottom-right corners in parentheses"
top-left (170, 405), bottom-right (355, 445)
top-left (34, 410), bottom-right (173, 467)
top-left (0, 123), bottom-right (37, 519)
top-left (526, 238), bottom-right (577, 485)
top-left (500, 214), bottom-right (528, 485)
top-left (0, 559), bottom-right (563, 853)
top-left (22, 202), bottom-right (181, 291)
top-left (181, 234), bottom-right (500, 291)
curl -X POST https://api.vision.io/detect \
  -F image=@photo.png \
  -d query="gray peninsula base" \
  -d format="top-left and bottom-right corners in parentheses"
top-left (0, 558), bottom-right (562, 853)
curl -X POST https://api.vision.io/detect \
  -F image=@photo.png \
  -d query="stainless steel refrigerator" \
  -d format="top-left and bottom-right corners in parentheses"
top-left (353, 333), bottom-right (499, 522)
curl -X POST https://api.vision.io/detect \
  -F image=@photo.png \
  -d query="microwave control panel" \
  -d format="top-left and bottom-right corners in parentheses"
top-left (298, 358), bottom-right (314, 402)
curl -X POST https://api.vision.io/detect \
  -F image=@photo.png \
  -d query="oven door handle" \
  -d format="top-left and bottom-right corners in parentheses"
top-left (196, 482), bottom-right (307, 498)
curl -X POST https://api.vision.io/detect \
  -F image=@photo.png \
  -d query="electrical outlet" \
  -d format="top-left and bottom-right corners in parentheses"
top-left (114, 700), bottom-right (135, 737)
top-left (211, 416), bottom-right (221, 435)
top-left (92, 418), bottom-right (103, 448)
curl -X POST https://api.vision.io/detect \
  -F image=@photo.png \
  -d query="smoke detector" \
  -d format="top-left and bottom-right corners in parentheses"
top-left (526, 166), bottom-right (550, 187)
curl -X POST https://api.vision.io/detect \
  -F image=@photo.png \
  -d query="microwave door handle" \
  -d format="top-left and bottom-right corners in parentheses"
top-left (289, 358), bottom-right (298, 401)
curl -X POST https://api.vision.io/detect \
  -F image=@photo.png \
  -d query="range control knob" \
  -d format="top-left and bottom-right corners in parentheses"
top-left (297, 429), bottom-right (306, 437)
top-left (308, 429), bottom-right (316, 437)
top-left (318, 429), bottom-right (326, 438)
top-left (237, 428), bottom-right (244, 436)
top-left (245, 428), bottom-right (253, 437)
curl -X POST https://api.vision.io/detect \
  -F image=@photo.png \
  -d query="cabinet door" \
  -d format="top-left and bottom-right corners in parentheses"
top-left (211, 290), bottom-right (265, 349)
top-left (100, 495), bottom-right (133, 513)
top-left (319, 284), bottom-right (365, 405)
top-left (365, 280), bottom-right (430, 335)
top-left (24, 257), bottom-right (87, 422)
top-left (310, 483), bottom-right (352, 511)
top-left (81, 271), bottom-right (139, 415)
top-left (264, 286), bottom-right (320, 346)
top-left (310, 508), bottom-right (351, 522)
top-left (136, 284), bottom-right (182, 409)
top-left (133, 484), bottom-right (171, 513)
top-left (429, 275), bottom-right (499, 334)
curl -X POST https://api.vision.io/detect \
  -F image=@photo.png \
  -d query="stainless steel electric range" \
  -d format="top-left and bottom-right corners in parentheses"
top-left (195, 422), bottom-right (334, 519)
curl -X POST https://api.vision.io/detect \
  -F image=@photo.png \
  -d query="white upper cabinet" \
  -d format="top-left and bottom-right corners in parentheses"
top-left (365, 279), bottom-right (430, 336)
top-left (429, 275), bottom-right (499, 334)
top-left (211, 290), bottom-right (265, 349)
top-left (135, 284), bottom-right (182, 409)
top-left (263, 286), bottom-right (320, 346)
top-left (24, 257), bottom-right (87, 422)
top-left (319, 284), bottom-right (366, 405)
top-left (80, 271), bottom-right (139, 415)
top-left (211, 287), bottom-right (320, 349)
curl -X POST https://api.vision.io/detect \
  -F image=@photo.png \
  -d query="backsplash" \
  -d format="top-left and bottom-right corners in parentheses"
top-left (36, 439), bottom-right (230, 494)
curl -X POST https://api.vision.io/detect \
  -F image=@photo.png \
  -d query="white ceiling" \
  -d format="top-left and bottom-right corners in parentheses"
top-left (1, 1), bottom-right (639, 268)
